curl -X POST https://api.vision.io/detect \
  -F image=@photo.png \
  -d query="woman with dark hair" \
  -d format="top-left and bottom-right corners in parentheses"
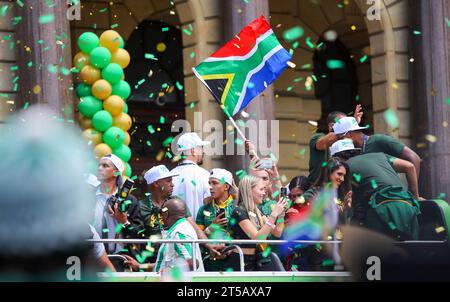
top-left (284, 158), bottom-right (352, 271)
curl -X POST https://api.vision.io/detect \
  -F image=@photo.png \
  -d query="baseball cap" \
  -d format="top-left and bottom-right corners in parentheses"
top-left (177, 132), bottom-right (210, 151)
top-left (331, 139), bottom-right (360, 156)
top-left (209, 168), bottom-right (236, 194)
top-left (101, 154), bottom-right (124, 174)
top-left (144, 165), bottom-right (179, 185)
top-left (332, 116), bottom-right (368, 135)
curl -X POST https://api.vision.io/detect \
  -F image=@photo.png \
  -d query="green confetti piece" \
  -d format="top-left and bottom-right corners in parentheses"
top-left (317, 42), bottom-right (324, 49)
top-left (10, 66), bottom-right (18, 71)
top-left (287, 86), bottom-right (293, 91)
top-left (131, 175), bottom-right (137, 181)
top-left (292, 41), bottom-right (299, 49)
top-left (437, 192), bottom-right (446, 199)
top-left (446, 17), bottom-right (450, 27)
top-left (413, 30), bottom-right (422, 35)
top-left (306, 37), bottom-right (315, 49)
top-left (16, 0), bottom-right (24, 7)
top-left (235, 138), bottom-right (243, 145)
top-left (38, 14), bottom-right (55, 24)
top-left (162, 27), bottom-right (169, 32)
top-left (445, 97), bottom-right (450, 105)
top-left (360, 55), bottom-right (368, 63)
top-left (337, 3), bottom-right (343, 8)
top-left (191, 180), bottom-right (197, 186)
top-left (353, 173), bottom-right (362, 183)
top-left (183, 28), bottom-right (192, 36)
top-left (146, 140), bottom-right (152, 146)
top-left (23, 102), bottom-right (29, 109)
top-left (190, 52), bottom-right (196, 59)
top-left (383, 108), bottom-right (399, 128)
top-left (1, 5), bottom-right (8, 17)
top-left (162, 136), bottom-right (173, 146)
top-left (322, 259), bottom-right (334, 266)
top-left (262, 247), bottom-right (271, 258)
top-left (111, 24), bottom-right (119, 29)
top-left (60, 67), bottom-right (71, 76)
top-left (102, 228), bottom-right (109, 233)
top-left (147, 125), bottom-right (155, 134)
top-left (99, 8), bottom-right (108, 13)
top-left (176, 81), bottom-right (183, 90)
top-left (370, 179), bottom-right (378, 189)
top-left (144, 53), bottom-right (157, 60)
top-left (299, 149), bottom-right (306, 156)
top-left (294, 77), bottom-right (304, 82)
top-left (48, 65), bottom-right (58, 74)
top-left (301, 64), bottom-right (311, 69)
top-left (161, 83), bottom-right (168, 89)
top-left (166, 152), bottom-right (173, 159)
top-left (160, 116), bottom-right (165, 124)
top-left (282, 26), bottom-right (304, 42)
top-left (189, 102), bottom-right (196, 108)
top-left (37, 40), bottom-right (44, 44)
top-left (271, 190), bottom-right (280, 198)
top-left (326, 60), bottom-right (345, 69)
top-left (137, 79), bottom-right (146, 85)
top-left (388, 221), bottom-right (396, 230)
top-left (312, 74), bottom-right (318, 82)
top-left (116, 223), bottom-right (123, 234)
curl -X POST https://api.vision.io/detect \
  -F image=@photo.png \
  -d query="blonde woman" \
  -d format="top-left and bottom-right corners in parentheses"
top-left (226, 175), bottom-right (287, 271)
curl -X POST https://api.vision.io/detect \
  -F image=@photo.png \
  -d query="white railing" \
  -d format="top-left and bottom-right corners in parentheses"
top-left (88, 238), bottom-right (446, 272)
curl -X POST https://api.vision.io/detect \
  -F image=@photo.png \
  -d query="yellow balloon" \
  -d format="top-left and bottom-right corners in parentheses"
top-left (100, 30), bottom-right (122, 53)
top-left (82, 128), bottom-right (103, 145)
top-left (111, 48), bottom-right (130, 69)
top-left (113, 113), bottom-right (132, 131)
top-left (73, 52), bottom-right (90, 70)
top-left (92, 79), bottom-right (112, 100)
top-left (121, 74), bottom-right (125, 80)
top-left (79, 116), bottom-right (93, 129)
top-left (80, 65), bottom-right (101, 85)
top-left (124, 131), bottom-right (131, 146)
top-left (103, 95), bottom-right (125, 116)
top-left (94, 143), bottom-right (112, 159)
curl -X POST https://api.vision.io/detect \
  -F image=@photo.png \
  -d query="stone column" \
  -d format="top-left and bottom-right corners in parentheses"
top-left (410, 0), bottom-right (450, 200)
top-left (222, 0), bottom-right (277, 175)
top-left (15, 0), bottom-right (74, 119)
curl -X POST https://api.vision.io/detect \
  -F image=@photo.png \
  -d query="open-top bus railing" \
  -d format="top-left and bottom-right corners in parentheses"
top-left (88, 238), bottom-right (447, 272)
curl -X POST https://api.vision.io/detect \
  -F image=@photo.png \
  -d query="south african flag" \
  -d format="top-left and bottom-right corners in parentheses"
top-left (192, 15), bottom-right (292, 116)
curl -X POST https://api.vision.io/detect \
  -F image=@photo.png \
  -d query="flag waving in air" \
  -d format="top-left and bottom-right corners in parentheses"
top-left (192, 16), bottom-right (292, 117)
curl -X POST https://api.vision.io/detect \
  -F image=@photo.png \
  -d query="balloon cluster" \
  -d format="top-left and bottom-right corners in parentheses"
top-left (74, 30), bottom-right (133, 177)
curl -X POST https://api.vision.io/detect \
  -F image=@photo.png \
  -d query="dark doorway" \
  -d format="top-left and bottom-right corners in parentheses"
top-left (125, 20), bottom-right (185, 198)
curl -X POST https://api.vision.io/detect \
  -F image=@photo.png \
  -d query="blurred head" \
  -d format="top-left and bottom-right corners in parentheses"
top-left (288, 176), bottom-right (310, 201)
top-left (0, 105), bottom-right (93, 279)
top-left (160, 197), bottom-right (187, 228)
top-left (238, 175), bottom-right (265, 228)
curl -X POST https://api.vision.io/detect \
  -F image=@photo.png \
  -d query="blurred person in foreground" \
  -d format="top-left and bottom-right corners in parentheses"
top-left (0, 105), bottom-right (100, 281)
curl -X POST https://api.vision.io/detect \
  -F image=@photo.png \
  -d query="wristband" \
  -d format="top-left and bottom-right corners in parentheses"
top-left (265, 220), bottom-right (275, 229)
top-left (122, 221), bottom-right (131, 228)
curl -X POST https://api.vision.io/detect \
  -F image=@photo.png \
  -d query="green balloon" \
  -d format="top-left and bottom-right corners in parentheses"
top-left (92, 110), bottom-right (113, 132)
top-left (76, 83), bottom-right (92, 98)
top-left (125, 162), bottom-right (132, 177)
top-left (119, 37), bottom-right (125, 49)
top-left (103, 126), bottom-right (125, 149)
top-left (90, 47), bottom-right (111, 69)
top-left (113, 144), bottom-right (132, 162)
top-left (112, 80), bottom-right (131, 100)
top-left (78, 32), bottom-right (99, 54)
top-left (78, 96), bottom-right (102, 118)
top-left (122, 101), bottom-right (128, 113)
top-left (102, 63), bottom-right (124, 85)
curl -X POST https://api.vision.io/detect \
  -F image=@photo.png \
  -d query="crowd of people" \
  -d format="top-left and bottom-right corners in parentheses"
top-left (90, 105), bottom-right (425, 273)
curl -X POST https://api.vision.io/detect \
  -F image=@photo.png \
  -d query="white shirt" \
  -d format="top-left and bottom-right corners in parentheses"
top-left (154, 218), bottom-right (204, 272)
top-left (89, 224), bottom-right (106, 260)
top-left (171, 160), bottom-right (211, 218)
top-left (93, 186), bottom-right (124, 254)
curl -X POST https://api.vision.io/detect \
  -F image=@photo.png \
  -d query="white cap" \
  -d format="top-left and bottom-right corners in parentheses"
top-left (101, 154), bottom-right (124, 174)
top-left (331, 139), bottom-right (360, 156)
top-left (332, 116), bottom-right (368, 135)
top-left (177, 132), bottom-right (210, 151)
top-left (144, 165), bottom-right (179, 185)
top-left (209, 168), bottom-right (233, 186)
